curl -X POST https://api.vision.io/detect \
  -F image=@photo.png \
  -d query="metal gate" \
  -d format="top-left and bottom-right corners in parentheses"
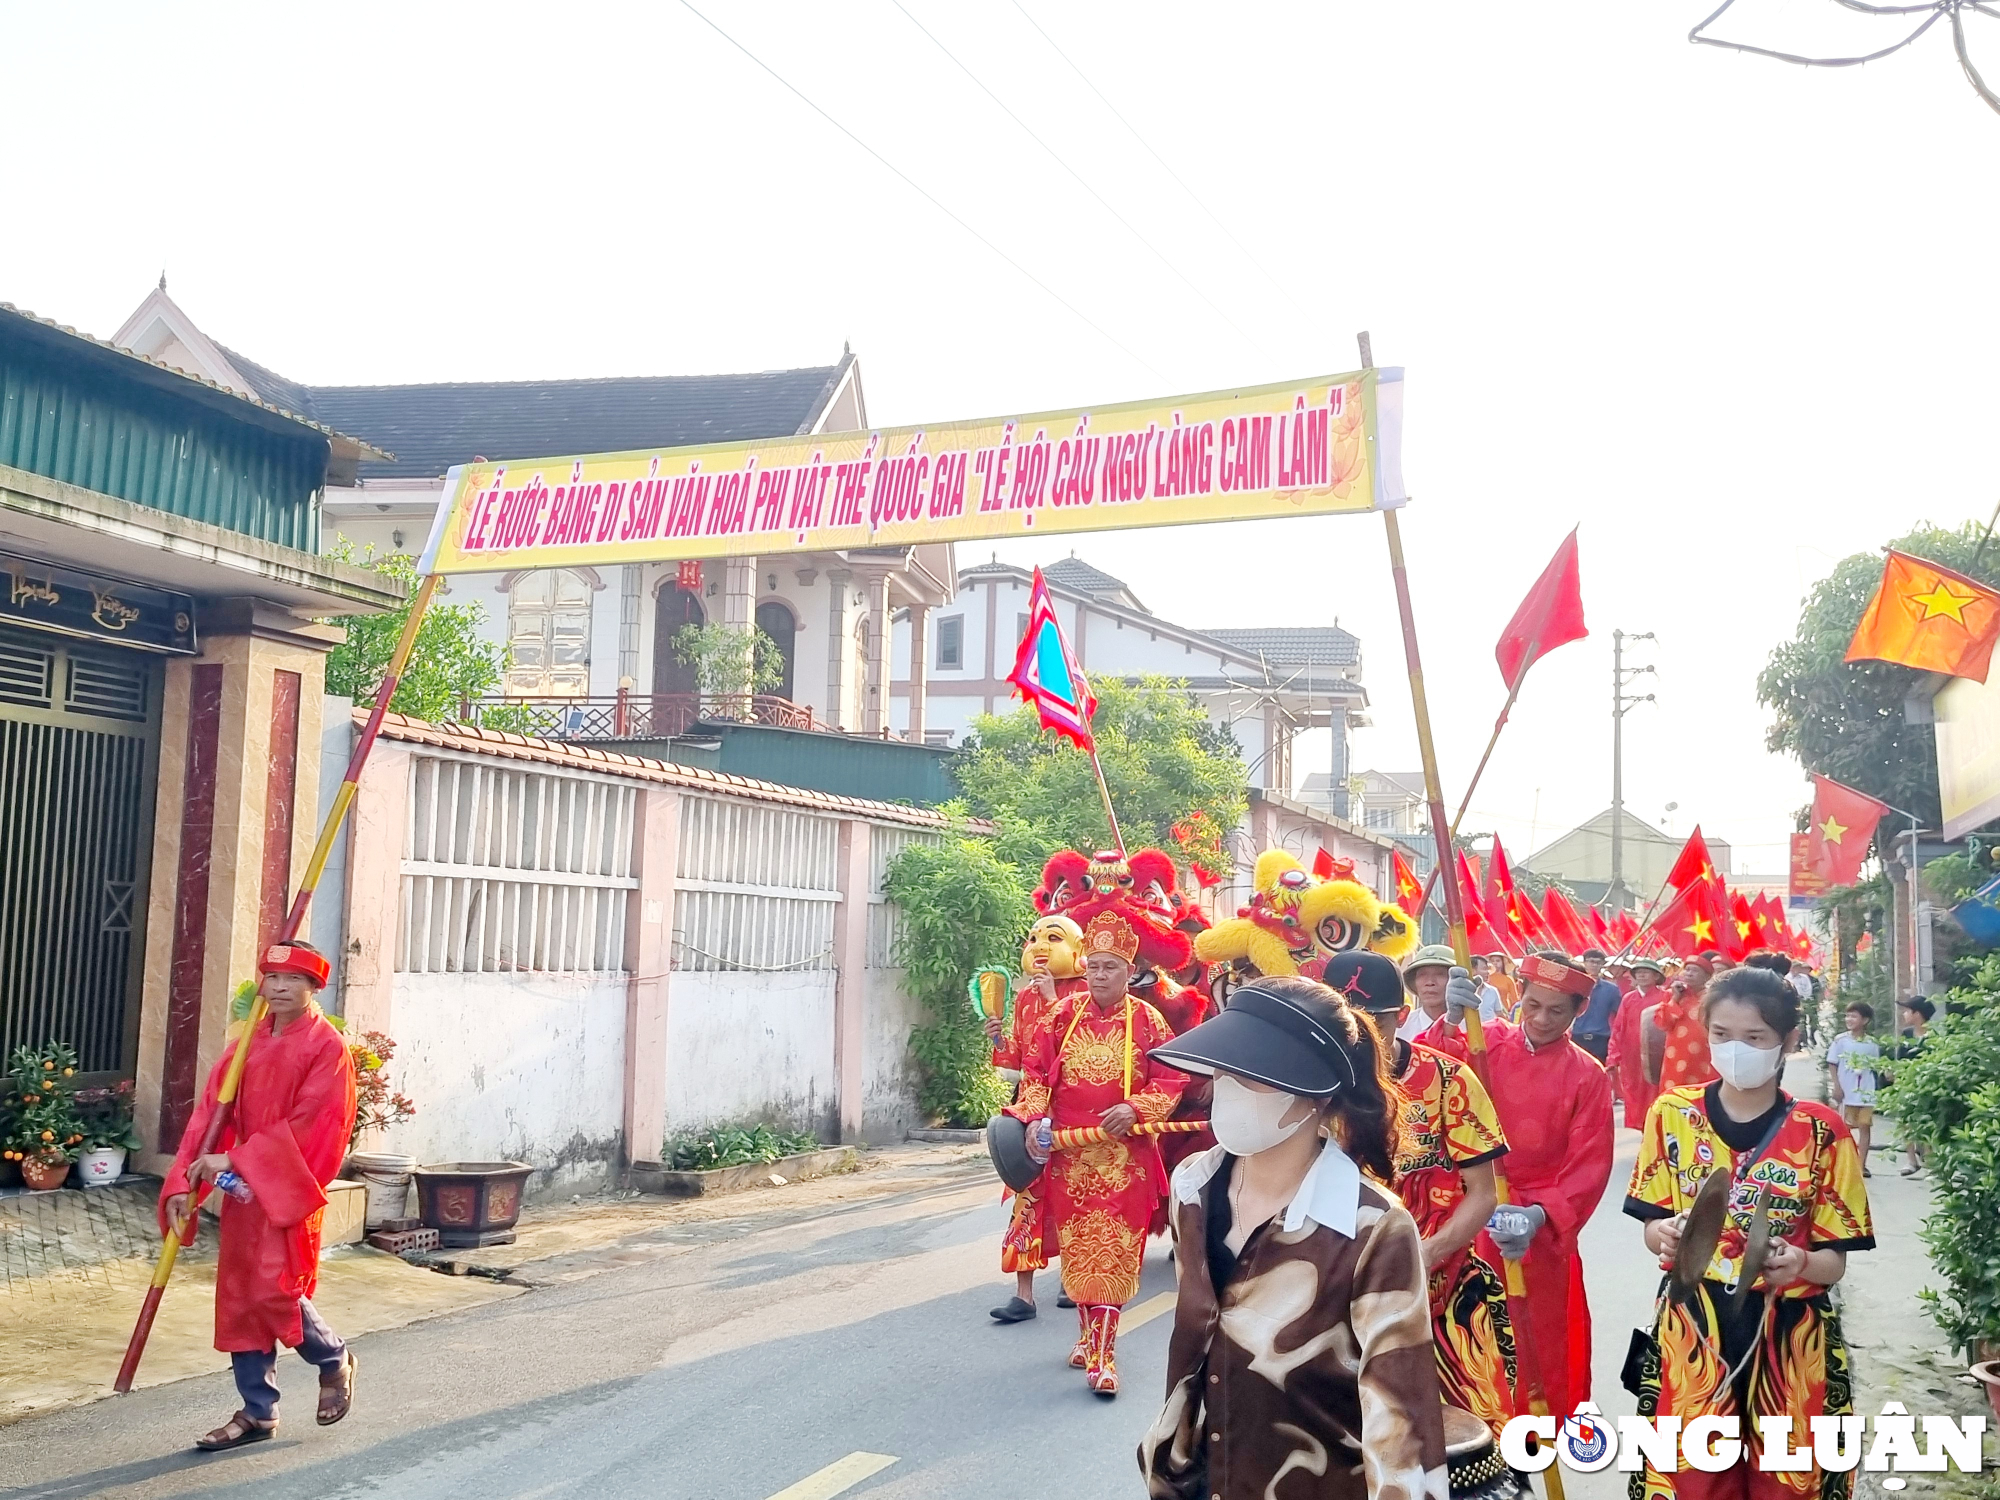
top-left (0, 624), bottom-right (159, 1075)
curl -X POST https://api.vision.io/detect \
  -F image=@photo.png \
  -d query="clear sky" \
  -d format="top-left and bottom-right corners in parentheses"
top-left (5, 1), bottom-right (1994, 880)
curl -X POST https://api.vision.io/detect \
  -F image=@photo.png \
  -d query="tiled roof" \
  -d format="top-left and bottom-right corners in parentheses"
top-left (370, 711), bottom-right (988, 832)
top-left (1201, 627), bottom-right (1360, 667)
top-left (1043, 556), bottom-right (1131, 596)
top-left (217, 348), bottom-right (849, 479)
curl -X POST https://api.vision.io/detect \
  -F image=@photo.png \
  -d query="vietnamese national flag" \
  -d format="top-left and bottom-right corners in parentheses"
top-left (1515, 887), bottom-right (1557, 949)
top-left (1791, 926), bottom-right (1815, 962)
top-left (1007, 567), bottom-right (1098, 751)
top-left (1392, 849), bottom-right (1423, 914)
top-left (1646, 879), bottom-right (1725, 959)
top-left (1612, 910), bottom-right (1640, 947)
top-left (1484, 839), bottom-right (1519, 938)
top-left (1495, 527), bottom-right (1590, 693)
top-left (1729, 890), bottom-right (1760, 958)
top-left (1845, 550), bottom-right (2000, 683)
top-left (1586, 902), bottom-right (1614, 949)
top-left (1543, 888), bottom-right (1594, 954)
top-left (1808, 775), bottom-right (1892, 887)
top-left (1666, 827), bottom-right (1721, 892)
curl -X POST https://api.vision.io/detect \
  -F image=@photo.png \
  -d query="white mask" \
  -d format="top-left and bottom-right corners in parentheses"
top-left (1210, 1073), bottom-right (1308, 1156)
top-left (1711, 1039), bottom-right (1783, 1089)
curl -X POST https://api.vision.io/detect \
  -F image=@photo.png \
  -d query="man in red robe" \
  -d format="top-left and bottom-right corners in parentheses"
top-left (1609, 957), bottom-right (1667, 1128)
top-left (159, 941), bottom-right (359, 1450)
top-left (1421, 952), bottom-right (1615, 1420)
top-left (1010, 910), bottom-right (1184, 1396)
top-left (1653, 953), bottom-right (1718, 1093)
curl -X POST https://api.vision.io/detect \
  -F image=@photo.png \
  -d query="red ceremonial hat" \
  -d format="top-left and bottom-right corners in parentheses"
top-left (1081, 911), bottom-right (1141, 964)
top-left (260, 942), bottom-right (330, 988)
top-left (1517, 953), bottom-right (1593, 999)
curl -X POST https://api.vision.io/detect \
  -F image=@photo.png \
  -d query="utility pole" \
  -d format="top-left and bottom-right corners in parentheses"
top-left (1610, 629), bottom-right (1657, 911)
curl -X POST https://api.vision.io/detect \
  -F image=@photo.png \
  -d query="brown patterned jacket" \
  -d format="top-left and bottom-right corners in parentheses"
top-left (1139, 1141), bottom-right (1449, 1500)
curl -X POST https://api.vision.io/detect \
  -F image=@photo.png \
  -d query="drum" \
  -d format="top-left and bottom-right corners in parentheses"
top-left (985, 1114), bottom-right (1044, 1193)
top-left (1444, 1405), bottom-right (1528, 1500)
top-left (1641, 1003), bottom-right (1667, 1085)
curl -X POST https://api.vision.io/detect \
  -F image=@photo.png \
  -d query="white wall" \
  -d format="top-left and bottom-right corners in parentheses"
top-left (861, 968), bottom-right (924, 1143)
top-left (663, 971), bottom-right (838, 1138)
top-left (379, 971), bottom-right (629, 1198)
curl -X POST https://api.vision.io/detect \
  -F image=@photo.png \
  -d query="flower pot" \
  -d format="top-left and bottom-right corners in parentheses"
top-left (1971, 1361), bottom-right (2000, 1423)
top-left (413, 1161), bottom-right (534, 1248)
top-left (76, 1147), bottom-right (127, 1187)
top-left (346, 1151), bottom-right (419, 1229)
top-left (20, 1154), bottom-right (72, 1192)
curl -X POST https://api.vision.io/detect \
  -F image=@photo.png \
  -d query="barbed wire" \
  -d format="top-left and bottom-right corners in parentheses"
top-left (1690, 0), bottom-right (2000, 116)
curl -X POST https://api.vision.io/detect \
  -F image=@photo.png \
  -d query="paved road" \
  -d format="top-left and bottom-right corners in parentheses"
top-left (0, 1132), bottom-right (1660, 1500)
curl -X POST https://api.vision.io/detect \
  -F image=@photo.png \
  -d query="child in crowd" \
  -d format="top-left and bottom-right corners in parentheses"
top-left (1824, 1003), bottom-right (1881, 1178)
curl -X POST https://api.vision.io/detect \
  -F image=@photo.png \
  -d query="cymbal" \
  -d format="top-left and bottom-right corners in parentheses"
top-left (1673, 1169), bottom-right (1731, 1295)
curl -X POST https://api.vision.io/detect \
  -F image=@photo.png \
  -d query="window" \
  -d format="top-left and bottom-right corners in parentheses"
top-left (1364, 806), bottom-right (1396, 831)
top-left (507, 571), bottom-right (593, 695)
top-left (936, 615), bottom-right (963, 670)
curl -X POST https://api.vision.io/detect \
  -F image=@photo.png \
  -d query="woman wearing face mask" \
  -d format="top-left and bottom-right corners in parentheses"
top-left (1623, 967), bottom-right (1874, 1500)
top-left (1138, 975), bottom-right (1446, 1500)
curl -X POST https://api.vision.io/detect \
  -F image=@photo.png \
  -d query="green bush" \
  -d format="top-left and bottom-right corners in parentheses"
top-left (665, 1123), bottom-right (819, 1171)
top-left (1883, 953), bottom-right (2000, 1347)
top-left (885, 833), bottom-right (1033, 1128)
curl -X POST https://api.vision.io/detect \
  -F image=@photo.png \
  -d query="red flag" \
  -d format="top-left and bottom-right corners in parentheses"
top-left (1844, 550), bottom-right (2000, 682)
top-left (1666, 827), bottom-right (1720, 892)
top-left (1495, 528), bottom-right (1589, 692)
top-left (1808, 775), bottom-right (1891, 887)
top-left (1790, 926), bottom-right (1814, 961)
top-left (1646, 879), bottom-right (1725, 959)
top-left (1543, 888), bottom-right (1594, 954)
top-left (1392, 850), bottom-right (1423, 913)
top-left (1312, 847), bottom-right (1336, 880)
top-left (1007, 567), bottom-right (1098, 752)
top-left (1586, 902), bottom-right (1614, 949)
top-left (1611, 910), bottom-right (1640, 947)
top-left (1458, 850), bottom-right (1518, 957)
top-left (1750, 895), bottom-right (1785, 949)
top-left (1514, 887), bottom-right (1557, 949)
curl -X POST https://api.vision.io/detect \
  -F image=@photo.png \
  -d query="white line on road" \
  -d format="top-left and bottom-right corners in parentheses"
top-left (765, 1451), bottom-right (899, 1500)
top-left (1121, 1291), bottom-right (1176, 1332)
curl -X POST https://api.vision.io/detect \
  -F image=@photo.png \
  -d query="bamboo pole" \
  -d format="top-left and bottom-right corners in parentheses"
top-left (115, 574), bottom-right (442, 1394)
top-left (1368, 332), bottom-right (1565, 1497)
top-left (1088, 747), bottom-right (1127, 859)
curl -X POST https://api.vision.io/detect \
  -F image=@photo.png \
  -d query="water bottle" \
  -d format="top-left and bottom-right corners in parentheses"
top-left (213, 1170), bottom-right (255, 1204)
top-left (1488, 1207), bottom-right (1531, 1239)
top-left (1032, 1118), bottom-right (1054, 1157)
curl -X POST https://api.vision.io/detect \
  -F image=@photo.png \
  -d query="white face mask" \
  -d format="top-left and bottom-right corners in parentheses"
top-left (1210, 1074), bottom-right (1309, 1156)
top-left (1711, 1039), bottom-right (1784, 1089)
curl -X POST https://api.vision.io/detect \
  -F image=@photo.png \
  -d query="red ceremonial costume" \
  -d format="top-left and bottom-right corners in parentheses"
top-left (1611, 976), bottom-right (1668, 1129)
top-left (1422, 1009), bottom-right (1616, 1419)
top-left (1009, 911), bottom-right (1184, 1392)
top-left (160, 994), bottom-right (357, 1353)
top-left (1656, 977), bottom-right (1718, 1093)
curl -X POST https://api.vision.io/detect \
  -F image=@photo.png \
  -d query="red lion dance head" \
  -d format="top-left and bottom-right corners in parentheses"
top-left (1031, 848), bottom-right (1193, 974)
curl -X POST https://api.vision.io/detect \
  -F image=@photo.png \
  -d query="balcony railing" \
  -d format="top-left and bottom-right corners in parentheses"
top-left (456, 692), bottom-right (827, 741)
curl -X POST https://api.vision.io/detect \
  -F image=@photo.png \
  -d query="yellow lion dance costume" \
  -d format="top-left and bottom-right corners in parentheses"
top-left (1194, 850), bottom-right (1418, 994)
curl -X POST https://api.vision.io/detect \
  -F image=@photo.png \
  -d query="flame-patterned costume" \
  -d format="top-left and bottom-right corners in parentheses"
top-left (1623, 1085), bottom-right (1873, 1500)
top-left (1390, 1040), bottom-right (1519, 1438)
top-left (1007, 911), bottom-right (1186, 1393)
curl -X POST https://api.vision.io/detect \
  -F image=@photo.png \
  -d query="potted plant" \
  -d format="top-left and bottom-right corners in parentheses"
top-left (74, 1078), bottom-right (142, 1186)
top-left (1, 1043), bottom-right (89, 1191)
top-left (329, 1020), bottom-right (420, 1227)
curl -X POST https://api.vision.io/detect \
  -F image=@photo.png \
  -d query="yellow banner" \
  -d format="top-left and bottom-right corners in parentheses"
top-left (418, 368), bottom-right (1404, 573)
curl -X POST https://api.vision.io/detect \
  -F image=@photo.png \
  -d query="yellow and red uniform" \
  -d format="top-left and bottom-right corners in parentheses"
top-left (1624, 1084), bottom-right (1873, 1500)
top-left (996, 975), bottom-right (1083, 1272)
top-left (1390, 1040), bottom-right (1517, 1437)
top-left (1008, 990), bottom-right (1185, 1306)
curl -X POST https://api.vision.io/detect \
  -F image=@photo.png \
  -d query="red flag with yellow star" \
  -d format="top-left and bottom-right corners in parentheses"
top-left (1392, 849), bottom-right (1423, 915)
top-left (1645, 878), bottom-right (1724, 959)
top-left (1845, 550), bottom-right (2000, 682)
top-left (1665, 827), bottom-right (1720, 892)
top-left (1808, 774), bottom-right (1891, 886)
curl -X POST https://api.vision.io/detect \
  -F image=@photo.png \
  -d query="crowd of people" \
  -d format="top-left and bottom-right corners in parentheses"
top-left (979, 848), bottom-right (1879, 1500)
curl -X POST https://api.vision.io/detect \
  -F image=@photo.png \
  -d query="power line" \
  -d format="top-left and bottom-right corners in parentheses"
top-left (677, 0), bottom-right (1165, 381)
top-left (890, 0), bottom-right (1271, 360)
top-left (1009, 0), bottom-right (1307, 321)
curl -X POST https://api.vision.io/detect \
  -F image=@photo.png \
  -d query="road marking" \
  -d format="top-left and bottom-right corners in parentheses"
top-left (765, 1451), bottom-right (898, 1500)
top-left (1122, 1290), bottom-right (1177, 1331)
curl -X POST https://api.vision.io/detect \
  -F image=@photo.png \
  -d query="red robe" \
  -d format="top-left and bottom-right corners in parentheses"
top-left (996, 976), bottom-right (1083, 1273)
top-left (1421, 1015), bottom-right (1615, 1419)
top-left (1008, 992), bottom-right (1184, 1306)
top-left (159, 1004), bottom-right (358, 1353)
top-left (1656, 984), bottom-right (1717, 1093)
top-left (1609, 982), bottom-right (1666, 1129)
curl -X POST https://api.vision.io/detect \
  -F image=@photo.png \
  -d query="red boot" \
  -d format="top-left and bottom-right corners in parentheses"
top-left (1084, 1304), bottom-right (1121, 1396)
top-left (1069, 1302), bottom-right (1091, 1368)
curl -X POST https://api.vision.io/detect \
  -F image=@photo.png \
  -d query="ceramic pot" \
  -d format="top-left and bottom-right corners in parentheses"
top-left (346, 1151), bottom-right (419, 1229)
top-left (20, 1154), bottom-right (72, 1191)
top-left (77, 1147), bottom-right (127, 1187)
top-left (414, 1162), bottom-right (534, 1247)
top-left (1972, 1360), bottom-right (2000, 1423)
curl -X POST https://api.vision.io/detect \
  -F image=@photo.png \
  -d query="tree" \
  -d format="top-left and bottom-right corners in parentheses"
top-left (1757, 520), bottom-right (2000, 827)
top-left (671, 623), bottom-right (785, 696)
top-left (952, 675), bottom-right (1248, 878)
top-left (323, 547), bottom-right (504, 721)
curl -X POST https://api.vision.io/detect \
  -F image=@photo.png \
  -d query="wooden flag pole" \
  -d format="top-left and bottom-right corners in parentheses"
top-left (1088, 748), bottom-right (1127, 859)
top-left (1410, 650), bottom-right (1535, 917)
top-left (115, 574), bottom-right (442, 1394)
top-left (1367, 332), bottom-right (1565, 1497)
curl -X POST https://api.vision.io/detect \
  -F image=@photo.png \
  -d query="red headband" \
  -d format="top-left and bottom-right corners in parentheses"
top-left (261, 943), bottom-right (330, 988)
top-left (1518, 954), bottom-right (1594, 999)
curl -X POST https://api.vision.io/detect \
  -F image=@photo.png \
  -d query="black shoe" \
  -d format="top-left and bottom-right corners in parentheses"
top-left (989, 1296), bottom-right (1037, 1323)
top-left (1057, 1293), bottom-right (1075, 1309)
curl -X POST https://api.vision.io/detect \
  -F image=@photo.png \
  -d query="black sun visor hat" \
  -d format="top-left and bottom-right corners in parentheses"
top-left (1148, 984), bottom-right (1357, 1098)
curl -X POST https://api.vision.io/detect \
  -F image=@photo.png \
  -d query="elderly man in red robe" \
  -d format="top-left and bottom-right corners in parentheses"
top-left (159, 940), bottom-right (359, 1450)
top-left (1609, 956), bottom-right (1668, 1129)
top-left (1011, 909), bottom-right (1185, 1396)
top-left (1421, 951), bottom-right (1615, 1420)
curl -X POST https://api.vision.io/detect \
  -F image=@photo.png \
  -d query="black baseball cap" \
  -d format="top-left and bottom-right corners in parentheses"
top-left (1148, 982), bottom-right (1358, 1098)
top-left (1321, 952), bottom-right (1406, 1015)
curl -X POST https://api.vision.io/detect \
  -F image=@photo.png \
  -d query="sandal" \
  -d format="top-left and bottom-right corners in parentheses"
top-left (196, 1411), bottom-right (276, 1451)
top-left (317, 1350), bottom-right (356, 1426)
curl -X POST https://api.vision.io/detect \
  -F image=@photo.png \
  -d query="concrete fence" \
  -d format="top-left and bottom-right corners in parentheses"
top-left (327, 710), bottom-right (962, 1198)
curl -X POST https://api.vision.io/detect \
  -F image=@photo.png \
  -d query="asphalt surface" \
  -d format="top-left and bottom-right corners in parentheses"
top-left (0, 1128), bottom-right (1664, 1500)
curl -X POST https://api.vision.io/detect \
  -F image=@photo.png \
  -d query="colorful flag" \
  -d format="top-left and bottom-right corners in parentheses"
top-left (1313, 847), bottom-right (1337, 879)
top-left (1845, 550), bottom-right (2000, 683)
top-left (1494, 528), bottom-right (1589, 693)
top-left (1006, 566), bottom-right (1098, 751)
top-left (1646, 879), bottom-right (1725, 959)
top-left (1666, 827), bottom-right (1719, 892)
top-left (1392, 850), bottom-right (1423, 913)
top-left (1807, 774), bottom-right (1892, 887)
